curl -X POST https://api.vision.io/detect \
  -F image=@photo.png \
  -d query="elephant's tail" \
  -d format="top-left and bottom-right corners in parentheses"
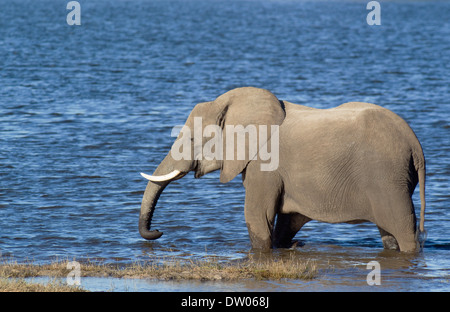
top-left (418, 166), bottom-right (426, 234)
top-left (412, 147), bottom-right (426, 236)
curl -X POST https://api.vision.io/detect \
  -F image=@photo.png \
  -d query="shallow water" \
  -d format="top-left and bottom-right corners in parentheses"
top-left (1, 0), bottom-right (449, 291)
top-left (29, 245), bottom-right (450, 292)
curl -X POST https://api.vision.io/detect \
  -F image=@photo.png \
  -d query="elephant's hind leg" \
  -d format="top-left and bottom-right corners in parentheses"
top-left (390, 212), bottom-right (418, 252)
top-left (371, 190), bottom-right (418, 252)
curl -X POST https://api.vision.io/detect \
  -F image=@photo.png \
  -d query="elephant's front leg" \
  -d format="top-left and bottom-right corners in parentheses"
top-left (243, 165), bottom-right (283, 250)
top-left (273, 213), bottom-right (311, 248)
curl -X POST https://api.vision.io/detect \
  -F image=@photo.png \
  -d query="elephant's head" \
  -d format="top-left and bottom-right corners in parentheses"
top-left (138, 87), bottom-right (286, 240)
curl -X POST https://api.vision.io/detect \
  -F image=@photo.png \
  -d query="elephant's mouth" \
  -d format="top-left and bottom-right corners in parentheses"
top-left (193, 160), bottom-right (221, 179)
top-left (193, 161), bottom-right (204, 178)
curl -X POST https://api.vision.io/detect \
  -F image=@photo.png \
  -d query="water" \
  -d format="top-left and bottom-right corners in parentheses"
top-left (0, 0), bottom-right (449, 291)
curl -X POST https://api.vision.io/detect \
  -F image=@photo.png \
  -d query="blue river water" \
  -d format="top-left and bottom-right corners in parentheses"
top-left (0, 0), bottom-right (449, 291)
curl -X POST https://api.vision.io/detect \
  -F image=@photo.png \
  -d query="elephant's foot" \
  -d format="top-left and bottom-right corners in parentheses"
top-left (381, 235), bottom-right (400, 250)
top-left (380, 231), bottom-right (421, 252)
top-left (250, 241), bottom-right (273, 250)
top-left (273, 239), bottom-right (304, 249)
top-left (378, 227), bottom-right (400, 250)
top-left (248, 229), bottom-right (273, 250)
top-left (290, 240), bottom-right (305, 248)
top-left (273, 213), bottom-right (310, 249)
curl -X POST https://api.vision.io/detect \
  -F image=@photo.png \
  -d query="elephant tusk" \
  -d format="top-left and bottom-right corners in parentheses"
top-left (140, 170), bottom-right (183, 182)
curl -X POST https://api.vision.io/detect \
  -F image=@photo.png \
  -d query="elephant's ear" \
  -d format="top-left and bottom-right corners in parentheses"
top-left (215, 87), bottom-right (286, 183)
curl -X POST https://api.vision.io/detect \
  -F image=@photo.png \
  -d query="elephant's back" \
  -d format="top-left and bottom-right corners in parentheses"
top-left (334, 101), bottom-right (383, 110)
top-left (281, 100), bottom-right (423, 161)
top-left (333, 102), bottom-right (417, 138)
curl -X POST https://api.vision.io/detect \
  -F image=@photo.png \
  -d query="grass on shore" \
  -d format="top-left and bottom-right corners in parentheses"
top-left (0, 278), bottom-right (87, 292)
top-left (0, 256), bottom-right (317, 292)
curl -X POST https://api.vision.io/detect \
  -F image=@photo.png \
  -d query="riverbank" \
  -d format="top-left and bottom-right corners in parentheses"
top-left (0, 256), bottom-right (317, 292)
top-left (1, 245), bottom-right (449, 292)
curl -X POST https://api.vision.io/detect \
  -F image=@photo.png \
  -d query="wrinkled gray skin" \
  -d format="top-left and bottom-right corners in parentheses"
top-left (139, 87), bottom-right (426, 252)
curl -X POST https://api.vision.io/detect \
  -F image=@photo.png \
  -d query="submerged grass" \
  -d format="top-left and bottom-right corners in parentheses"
top-left (0, 255), bottom-right (317, 291)
top-left (0, 278), bottom-right (87, 292)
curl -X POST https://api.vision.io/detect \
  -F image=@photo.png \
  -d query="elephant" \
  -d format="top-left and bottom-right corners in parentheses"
top-left (139, 87), bottom-right (426, 252)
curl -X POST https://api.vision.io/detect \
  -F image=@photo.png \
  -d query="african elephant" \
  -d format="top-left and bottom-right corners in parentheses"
top-left (139, 87), bottom-right (426, 252)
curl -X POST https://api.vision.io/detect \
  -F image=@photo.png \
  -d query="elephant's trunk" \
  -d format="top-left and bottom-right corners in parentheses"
top-left (139, 154), bottom-right (189, 240)
top-left (139, 179), bottom-right (169, 240)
